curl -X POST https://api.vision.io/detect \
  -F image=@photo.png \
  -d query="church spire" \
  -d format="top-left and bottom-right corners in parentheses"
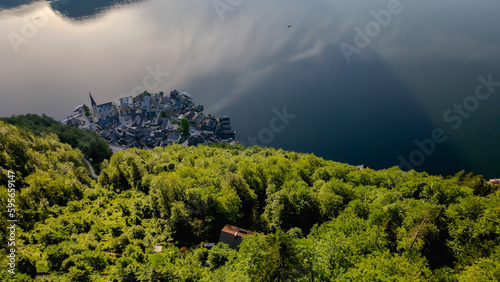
top-left (89, 92), bottom-right (97, 107)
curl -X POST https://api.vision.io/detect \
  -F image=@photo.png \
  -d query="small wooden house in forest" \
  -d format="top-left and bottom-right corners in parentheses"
top-left (218, 225), bottom-right (254, 249)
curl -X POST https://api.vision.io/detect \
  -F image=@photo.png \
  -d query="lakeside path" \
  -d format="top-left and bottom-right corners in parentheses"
top-left (84, 158), bottom-right (99, 179)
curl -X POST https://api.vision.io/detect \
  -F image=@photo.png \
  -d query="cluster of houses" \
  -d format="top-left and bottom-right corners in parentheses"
top-left (62, 89), bottom-right (236, 149)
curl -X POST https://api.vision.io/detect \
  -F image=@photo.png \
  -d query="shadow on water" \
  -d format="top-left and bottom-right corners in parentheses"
top-left (194, 44), bottom-right (468, 176)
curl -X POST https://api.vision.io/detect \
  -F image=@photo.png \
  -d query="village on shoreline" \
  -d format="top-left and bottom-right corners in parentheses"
top-left (61, 89), bottom-right (237, 151)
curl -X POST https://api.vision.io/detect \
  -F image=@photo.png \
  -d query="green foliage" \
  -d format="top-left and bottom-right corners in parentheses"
top-left (83, 104), bottom-right (90, 117)
top-left (65, 263), bottom-right (92, 282)
top-left (243, 231), bottom-right (307, 281)
top-left (456, 247), bottom-right (500, 281)
top-left (1, 114), bottom-right (112, 167)
top-left (17, 254), bottom-right (37, 278)
top-left (129, 225), bottom-right (146, 240)
top-left (180, 118), bottom-right (190, 135)
top-left (263, 180), bottom-right (320, 232)
top-left (340, 251), bottom-right (431, 281)
top-left (0, 122), bottom-right (498, 281)
top-left (124, 244), bottom-right (145, 263)
top-left (45, 244), bottom-right (70, 271)
top-left (0, 122), bottom-right (90, 235)
top-left (206, 243), bottom-right (236, 269)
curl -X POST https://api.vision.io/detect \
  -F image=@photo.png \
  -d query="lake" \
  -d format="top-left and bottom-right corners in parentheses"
top-left (1, 0), bottom-right (499, 178)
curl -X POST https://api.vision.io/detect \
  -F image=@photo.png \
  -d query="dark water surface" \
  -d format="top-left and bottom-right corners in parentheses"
top-left (1, 0), bottom-right (499, 178)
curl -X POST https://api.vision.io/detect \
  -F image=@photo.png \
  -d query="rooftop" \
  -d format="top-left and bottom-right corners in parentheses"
top-left (220, 224), bottom-right (254, 238)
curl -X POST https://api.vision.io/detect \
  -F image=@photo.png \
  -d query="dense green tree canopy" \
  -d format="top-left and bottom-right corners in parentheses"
top-left (180, 118), bottom-right (190, 136)
top-left (1, 114), bottom-right (112, 168)
top-left (0, 122), bottom-right (499, 281)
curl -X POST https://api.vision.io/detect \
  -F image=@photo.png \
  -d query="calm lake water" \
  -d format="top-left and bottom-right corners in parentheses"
top-left (1, 0), bottom-right (499, 178)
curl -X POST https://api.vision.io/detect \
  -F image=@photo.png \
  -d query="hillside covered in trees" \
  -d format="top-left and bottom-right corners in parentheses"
top-left (1, 121), bottom-right (499, 281)
top-left (1, 114), bottom-right (112, 171)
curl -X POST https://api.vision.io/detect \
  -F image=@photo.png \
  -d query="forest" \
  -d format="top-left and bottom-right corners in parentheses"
top-left (1, 114), bottom-right (112, 171)
top-left (0, 120), bottom-right (499, 281)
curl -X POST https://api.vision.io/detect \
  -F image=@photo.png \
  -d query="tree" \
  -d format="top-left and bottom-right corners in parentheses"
top-left (45, 244), bottom-right (69, 271)
top-left (82, 250), bottom-right (108, 271)
top-left (1, 114), bottom-right (112, 166)
top-left (180, 118), bottom-right (190, 135)
top-left (340, 251), bottom-right (431, 281)
top-left (169, 201), bottom-right (193, 242)
top-left (65, 264), bottom-right (92, 282)
top-left (17, 255), bottom-right (37, 278)
top-left (239, 231), bottom-right (307, 281)
top-left (3, 120), bottom-right (500, 281)
top-left (83, 104), bottom-right (90, 116)
top-left (206, 243), bottom-right (236, 269)
top-left (264, 182), bottom-right (320, 232)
